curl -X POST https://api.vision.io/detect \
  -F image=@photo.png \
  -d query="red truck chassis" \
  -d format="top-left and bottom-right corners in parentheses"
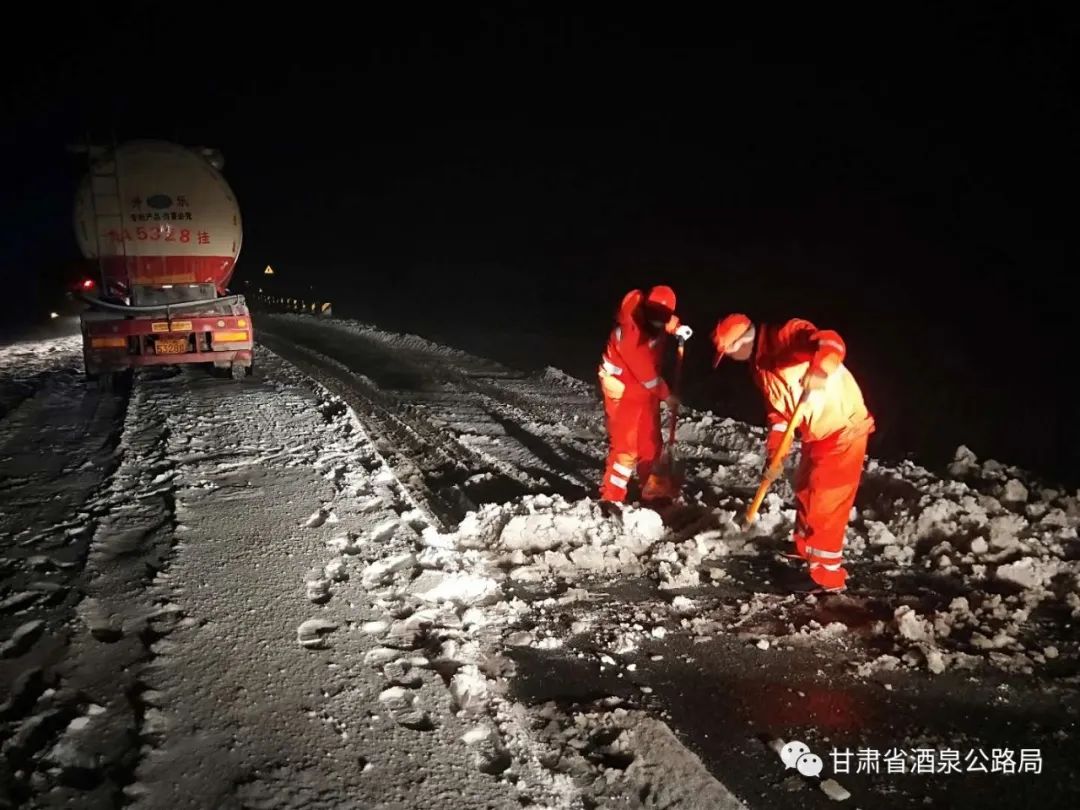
top-left (81, 308), bottom-right (253, 379)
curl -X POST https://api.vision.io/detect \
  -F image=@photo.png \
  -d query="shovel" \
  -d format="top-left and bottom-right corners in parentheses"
top-left (642, 338), bottom-right (686, 502)
top-left (743, 389), bottom-right (812, 527)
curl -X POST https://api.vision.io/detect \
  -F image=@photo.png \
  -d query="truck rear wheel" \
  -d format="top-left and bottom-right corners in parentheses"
top-left (230, 363), bottom-right (246, 381)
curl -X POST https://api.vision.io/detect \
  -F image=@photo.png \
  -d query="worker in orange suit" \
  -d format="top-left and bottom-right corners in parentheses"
top-left (711, 314), bottom-right (875, 591)
top-left (598, 286), bottom-right (693, 508)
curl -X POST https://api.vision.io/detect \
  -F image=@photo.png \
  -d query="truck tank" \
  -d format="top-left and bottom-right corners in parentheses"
top-left (72, 139), bottom-right (254, 385)
top-left (73, 140), bottom-right (242, 299)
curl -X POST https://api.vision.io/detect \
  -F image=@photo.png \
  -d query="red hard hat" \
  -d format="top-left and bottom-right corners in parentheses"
top-left (644, 285), bottom-right (677, 320)
top-left (711, 313), bottom-right (753, 367)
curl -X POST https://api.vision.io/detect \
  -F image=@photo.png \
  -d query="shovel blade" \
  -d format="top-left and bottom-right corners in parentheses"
top-left (642, 451), bottom-right (685, 502)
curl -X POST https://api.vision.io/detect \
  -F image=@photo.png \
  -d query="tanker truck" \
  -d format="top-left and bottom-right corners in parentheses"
top-left (71, 139), bottom-right (253, 386)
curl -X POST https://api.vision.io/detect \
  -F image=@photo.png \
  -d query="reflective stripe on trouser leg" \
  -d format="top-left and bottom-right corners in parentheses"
top-left (600, 389), bottom-right (641, 502)
top-left (793, 432), bottom-right (869, 585)
top-left (635, 396), bottom-right (663, 487)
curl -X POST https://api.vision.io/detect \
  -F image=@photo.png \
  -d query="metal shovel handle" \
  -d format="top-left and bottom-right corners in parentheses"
top-left (666, 338), bottom-right (686, 447)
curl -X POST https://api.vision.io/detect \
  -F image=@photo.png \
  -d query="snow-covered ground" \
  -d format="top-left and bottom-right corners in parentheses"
top-left (2, 316), bottom-right (1078, 808)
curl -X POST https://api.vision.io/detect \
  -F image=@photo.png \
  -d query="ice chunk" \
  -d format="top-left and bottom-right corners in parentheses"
top-left (621, 507), bottom-right (665, 541)
top-left (1040, 509), bottom-right (1071, 529)
top-left (407, 570), bottom-right (499, 606)
top-left (297, 619), bottom-right (338, 648)
top-left (328, 533), bottom-right (362, 553)
top-left (460, 607), bottom-right (486, 629)
top-left (894, 606), bottom-right (933, 643)
top-left (501, 512), bottom-right (585, 552)
top-left (462, 725), bottom-right (492, 745)
top-left (671, 596), bottom-right (697, 614)
top-left (996, 558), bottom-right (1055, 590)
top-left (970, 537), bottom-right (989, 555)
top-left (916, 500), bottom-right (962, 539)
top-left (305, 577), bottom-right (331, 603)
top-left (611, 630), bottom-right (640, 654)
top-left (361, 553), bottom-right (417, 587)
top-left (948, 445), bottom-right (979, 477)
top-left (370, 519), bottom-right (398, 543)
top-left (925, 648), bottom-right (947, 674)
top-left (364, 647), bottom-right (400, 666)
top-left (1003, 479), bottom-right (1029, 504)
top-left (989, 514), bottom-right (1026, 550)
top-left (866, 521), bottom-right (898, 546)
top-left (820, 778), bottom-right (851, 801)
top-left (569, 545), bottom-right (605, 570)
top-left (378, 685), bottom-right (411, 705)
top-left (324, 558), bottom-right (347, 581)
top-left (450, 665), bottom-right (489, 714)
top-left (304, 508), bottom-right (330, 528)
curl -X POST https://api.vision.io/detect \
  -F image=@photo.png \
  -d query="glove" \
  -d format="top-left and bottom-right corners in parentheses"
top-left (674, 324), bottom-right (693, 341)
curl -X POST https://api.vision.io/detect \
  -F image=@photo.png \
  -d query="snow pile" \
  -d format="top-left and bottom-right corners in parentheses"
top-left (857, 591), bottom-right (1058, 676)
top-left (420, 494), bottom-right (670, 582)
top-left (826, 446), bottom-right (1080, 675)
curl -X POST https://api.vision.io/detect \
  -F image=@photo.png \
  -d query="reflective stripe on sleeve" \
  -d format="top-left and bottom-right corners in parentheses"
top-left (771, 422), bottom-right (788, 432)
top-left (642, 377), bottom-right (661, 389)
top-left (613, 462), bottom-right (634, 477)
top-left (609, 475), bottom-right (629, 489)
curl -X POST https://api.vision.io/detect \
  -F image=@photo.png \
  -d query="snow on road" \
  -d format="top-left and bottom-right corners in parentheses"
top-left (256, 315), bottom-right (1080, 808)
top-left (0, 336), bottom-right (86, 420)
top-left (260, 315), bottom-right (1080, 683)
top-left (1, 333), bottom-right (745, 809)
top-left (3, 319), bottom-right (1079, 809)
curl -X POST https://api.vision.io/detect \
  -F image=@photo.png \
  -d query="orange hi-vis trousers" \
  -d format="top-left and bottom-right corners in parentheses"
top-left (598, 370), bottom-right (662, 502)
top-left (792, 430), bottom-right (869, 589)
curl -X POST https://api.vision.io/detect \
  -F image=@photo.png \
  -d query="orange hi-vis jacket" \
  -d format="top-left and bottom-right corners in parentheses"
top-left (753, 318), bottom-right (875, 454)
top-left (599, 290), bottom-right (674, 402)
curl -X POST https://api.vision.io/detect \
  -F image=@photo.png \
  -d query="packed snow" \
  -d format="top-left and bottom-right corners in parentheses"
top-left (4, 320), bottom-right (1078, 809)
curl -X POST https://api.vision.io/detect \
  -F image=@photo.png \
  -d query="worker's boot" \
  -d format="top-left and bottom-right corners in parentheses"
top-left (599, 500), bottom-right (624, 522)
top-left (807, 561), bottom-right (848, 593)
top-left (783, 535), bottom-right (809, 561)
top-left (777, 561), bottom-right (847, 594)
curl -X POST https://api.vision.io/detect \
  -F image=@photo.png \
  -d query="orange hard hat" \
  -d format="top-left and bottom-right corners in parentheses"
top-left (644, 285), bottom-right (677, 320)
top-left (711, 313), bottom-right (753, 367)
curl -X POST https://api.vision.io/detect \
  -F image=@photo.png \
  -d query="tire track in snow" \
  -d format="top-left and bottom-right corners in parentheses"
top-left (258, 316), bottom-right (605, 519)
top-left (258, 330), bottom-right (538, 530)
top-left (0, 359), bottom-right (131, 806)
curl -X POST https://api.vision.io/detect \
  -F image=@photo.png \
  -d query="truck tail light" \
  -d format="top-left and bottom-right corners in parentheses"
top-left (212, 330), bottom-right (250, 343)
top-left (90, 336), bottom-right (127, 349)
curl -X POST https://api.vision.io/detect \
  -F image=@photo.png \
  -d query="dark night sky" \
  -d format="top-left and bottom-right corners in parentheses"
top-left (2, 4), bottom-right (1076, 480)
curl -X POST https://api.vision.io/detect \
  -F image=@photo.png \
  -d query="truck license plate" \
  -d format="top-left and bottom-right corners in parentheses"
top-left (156, 338), bottom-right (188, 355)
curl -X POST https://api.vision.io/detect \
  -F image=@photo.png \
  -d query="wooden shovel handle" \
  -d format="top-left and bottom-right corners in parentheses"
top-left (743, 393), bottom-right (811, 526)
